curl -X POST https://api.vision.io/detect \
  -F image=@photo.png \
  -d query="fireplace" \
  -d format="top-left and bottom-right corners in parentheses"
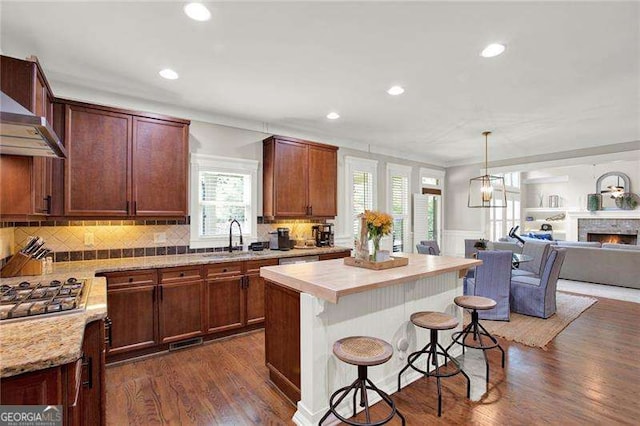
top-left (587, 232), bottom-right (638, 245)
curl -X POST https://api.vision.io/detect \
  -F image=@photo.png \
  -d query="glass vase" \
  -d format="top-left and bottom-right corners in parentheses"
top-left (371, 235), bottom-right (381, 262)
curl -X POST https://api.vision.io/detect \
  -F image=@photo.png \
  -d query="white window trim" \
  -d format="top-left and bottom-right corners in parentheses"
top-left (190, 153), bottom-right (259, 249)
top-left (386, 163), bottom-right (412, 253)
top-left (419, 166), bottom-right (445, 189)
top-left (342, 156), bottom-right (378, 247)
top-left (417, 167), bottom-right (445, 250)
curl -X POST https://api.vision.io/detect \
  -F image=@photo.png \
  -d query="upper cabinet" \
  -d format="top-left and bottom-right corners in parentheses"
top-left (263, 136), bottom-right (338, 219)
top-left (0, 55), bottom-right (56, 218)
top-left (63, 100), bottom-right (190, 217)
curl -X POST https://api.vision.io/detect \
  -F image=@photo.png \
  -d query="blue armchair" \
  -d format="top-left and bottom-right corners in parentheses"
top-left (463, 250), bottom-right (513, 321)
top-left (511, 240), bottom-right (553, 278)
top-left (510, 248), bottom-right (567, 319)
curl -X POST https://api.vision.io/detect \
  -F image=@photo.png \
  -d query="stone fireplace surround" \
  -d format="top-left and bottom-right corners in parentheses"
top-left (578, 218), bottom-right (640, 245)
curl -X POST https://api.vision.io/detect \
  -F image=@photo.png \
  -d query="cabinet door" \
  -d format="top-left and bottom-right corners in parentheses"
top-left (159, 280), bottom-right (204, 343)
top-left (132, 117), bottom-right (188, 216)
top-left (308, 146), bottom-right (337, 217)
top-left (274, 140), bottom-right (308, 217)
top-left (32, 157), bottom-right (50, 214)
top-left (0, 367), bottom-right (63, 405)
top-left (0, 155), bottom-right (34, 216)
top-left (65, 105), bottom-right (131, 216)
top-left (106, 285), bottom-right (157, 354)
top-left (81, 320), bottom-right (105, 426)
top-left (246, 273), bottom-right (266, 325)
top-left (206, 276), bottom-right (245, 333)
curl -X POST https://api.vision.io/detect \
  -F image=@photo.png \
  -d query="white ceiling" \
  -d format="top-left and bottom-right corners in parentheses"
top-left (1, 1), bottom-right (639, 166)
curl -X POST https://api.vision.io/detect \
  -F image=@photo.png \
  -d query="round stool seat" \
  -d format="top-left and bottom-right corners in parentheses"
top-left (454, 295), bottom-right (497, 311)
top-left (333, 336), bottom-right (393, 366)
top-left (410, 311), bottom-right (458, 330)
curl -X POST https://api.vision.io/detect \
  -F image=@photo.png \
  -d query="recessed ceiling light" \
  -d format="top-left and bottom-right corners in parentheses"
top-left (184, 2), bottom-right (211, 21)
top-left (481, 43), bottom-right (506, 58)
top-left (326, 112), bottom-right (340, 120)
top-left (387, 86), bottom-right (405, 96)
top-left (159, 69), bottom-right (179, 80)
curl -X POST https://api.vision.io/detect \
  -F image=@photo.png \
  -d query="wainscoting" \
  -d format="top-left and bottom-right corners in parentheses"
top-left (442, 229), bottom-right (485, 257)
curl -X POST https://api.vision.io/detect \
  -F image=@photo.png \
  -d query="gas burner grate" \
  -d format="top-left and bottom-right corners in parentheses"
top-left (0, 278), bottom-right (87, 321)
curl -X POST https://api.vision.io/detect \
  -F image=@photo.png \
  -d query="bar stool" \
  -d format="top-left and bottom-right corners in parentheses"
top-left (448, 295), bottom-right (506, 383)
top-left (319, 336), bottom-right (405, 426)
top-left (397, 311), bottom-right (470, 417)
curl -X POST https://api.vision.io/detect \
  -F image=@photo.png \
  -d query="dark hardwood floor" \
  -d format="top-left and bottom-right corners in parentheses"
top-left (106, 296), bottom-right (640, 425)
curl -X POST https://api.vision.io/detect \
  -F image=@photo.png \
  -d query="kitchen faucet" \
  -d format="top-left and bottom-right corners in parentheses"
top-left (228, 219), bottom-right (243, 253)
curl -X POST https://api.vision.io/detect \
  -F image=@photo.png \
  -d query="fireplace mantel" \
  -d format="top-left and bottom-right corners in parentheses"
top-left (566, 210), bottom-right (640, 241)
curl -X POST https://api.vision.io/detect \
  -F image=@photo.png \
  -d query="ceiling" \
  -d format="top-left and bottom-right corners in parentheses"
top-left (1, 1), bottom-right (639, 166)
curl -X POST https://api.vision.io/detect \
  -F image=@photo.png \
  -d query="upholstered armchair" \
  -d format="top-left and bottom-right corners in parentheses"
top-left (510, 248), bottom-right (567, 319)
top-left (463, 250), bottom-right (513, 321)
top-left (416, 240), bottom-right (440, 255)
top-left (511, 240), bottom-right (553, 278)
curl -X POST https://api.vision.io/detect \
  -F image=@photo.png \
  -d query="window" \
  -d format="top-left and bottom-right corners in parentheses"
top-left (190, 154), bottom-right (258, 248)
top-left (387, 164), bottom-right (412, 253)
top-left (415, 167), bottom-right (445, 251)
top-left (344, 157), bottom-right (378, 245)
top-left (489, 172), bottom-right (521, 241)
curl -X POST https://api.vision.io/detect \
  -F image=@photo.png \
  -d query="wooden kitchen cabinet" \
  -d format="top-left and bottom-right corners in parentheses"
top-left (62, 99), bottom-right (190, 217)
top-left (245, 258), bottom-right (279, 325)
top-left (205, 262), bottom-right (245, 333)
top-left (132, 117), bottom-right (189, 216)
top-left (0, 55), bottom-right (57, 218)
top-left (158, 266), bottom-right (205, 343)
top-left (263, 136), bottom-right (338, 219)
top-left (104, 270), bottom-right (158, 355)
top-left (64, 105), bottom-right (131, 216)
top-left (0, 319), bottom-right (106, 426)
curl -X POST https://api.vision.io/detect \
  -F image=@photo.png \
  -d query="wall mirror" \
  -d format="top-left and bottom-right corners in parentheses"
top-left (596, 171), bottom-right (633, 209)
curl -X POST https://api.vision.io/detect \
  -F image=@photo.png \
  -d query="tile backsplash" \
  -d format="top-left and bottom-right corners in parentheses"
top-left (3, 218), bottom-right (331, 263)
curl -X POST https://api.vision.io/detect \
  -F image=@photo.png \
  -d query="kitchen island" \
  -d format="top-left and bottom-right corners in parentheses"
top-left (260, 253), bottom-right (481, 426)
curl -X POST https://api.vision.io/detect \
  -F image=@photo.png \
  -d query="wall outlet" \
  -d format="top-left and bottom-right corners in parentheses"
top-left (154, 232), bottom-right (167, 244)
top-left (84, 232), bottom-right (95, 247)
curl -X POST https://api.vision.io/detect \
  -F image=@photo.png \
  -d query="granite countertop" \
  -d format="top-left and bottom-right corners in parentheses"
top-left (0, 246), bottom-right (352, 285)
top-left (0, 277), bottom-right (107, 378)
top-left (260, 253), bottom-right (481, 303)
top-left (0, 247), bottom-right (350, 377)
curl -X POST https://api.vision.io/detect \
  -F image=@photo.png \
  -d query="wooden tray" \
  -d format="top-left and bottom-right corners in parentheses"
top-left (343, 256), bottom-right (409, 270)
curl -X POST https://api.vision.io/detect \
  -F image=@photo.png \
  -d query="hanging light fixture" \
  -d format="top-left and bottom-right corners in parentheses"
top-left (468, 131), bottom-right (507, 208)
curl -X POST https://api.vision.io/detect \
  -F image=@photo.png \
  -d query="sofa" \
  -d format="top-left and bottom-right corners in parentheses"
top-left (489, 239), bottom-right (640, 290)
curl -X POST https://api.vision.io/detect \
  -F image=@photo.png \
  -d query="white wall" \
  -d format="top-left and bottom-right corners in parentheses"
top-left (522, 159), bottom-right (640, 210)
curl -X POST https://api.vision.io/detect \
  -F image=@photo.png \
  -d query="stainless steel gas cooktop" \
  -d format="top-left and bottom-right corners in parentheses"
top-left (0, 278), bottom-right (90, 322)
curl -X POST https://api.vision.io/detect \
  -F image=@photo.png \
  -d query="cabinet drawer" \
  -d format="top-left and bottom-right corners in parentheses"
top-left (103, 270), bottom-right (157, 288)
top-left (319, 251), bottom-right (351, 261)
top-left (204, 262), bottom-right (243, 279)
top-left (159, 266), bottom-right (203, 283)
top-left (245, 258), bottom-right (279, 274)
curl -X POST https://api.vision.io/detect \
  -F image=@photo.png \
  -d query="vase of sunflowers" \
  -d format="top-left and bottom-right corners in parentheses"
top-left (362, 210), bottom-right (393, 262)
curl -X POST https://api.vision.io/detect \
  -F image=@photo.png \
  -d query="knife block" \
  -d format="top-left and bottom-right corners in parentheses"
top-left (0, 253), bottom-right (43, 278)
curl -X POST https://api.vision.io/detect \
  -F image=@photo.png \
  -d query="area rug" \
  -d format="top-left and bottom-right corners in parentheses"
top-left (464, 292), bottom-right (598, 350)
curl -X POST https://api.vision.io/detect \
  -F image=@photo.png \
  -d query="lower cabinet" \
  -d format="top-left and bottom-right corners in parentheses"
top-left (101, 251), bottom-right (350, 362)
top-left (159, 277), bottom-right (205, 343)
top-left (104, 270), bottom-right (158, 355)
top-left (0, 319), bottom-right (106, 426)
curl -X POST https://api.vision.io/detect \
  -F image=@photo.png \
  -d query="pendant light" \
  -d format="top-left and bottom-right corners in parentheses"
top-left (467, 131), bottom-right (507, 208)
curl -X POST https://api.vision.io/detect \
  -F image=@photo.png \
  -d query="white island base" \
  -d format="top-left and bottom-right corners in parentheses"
top-left (261, 254), bottom-right (479, 426)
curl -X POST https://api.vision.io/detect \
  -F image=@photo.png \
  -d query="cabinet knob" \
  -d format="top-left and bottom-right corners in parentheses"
top-left (128, 277), bottom-right (133, 283)
top-left (222, 268), bottom-right (227, 272)
top-left (180, 272), bottom-right (185, 277)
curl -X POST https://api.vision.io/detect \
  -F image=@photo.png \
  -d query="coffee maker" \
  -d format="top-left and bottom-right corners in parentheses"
top-left (312, 224), bottom-right (334, 247)
top-left (269, 227), bottom-right (291, 250)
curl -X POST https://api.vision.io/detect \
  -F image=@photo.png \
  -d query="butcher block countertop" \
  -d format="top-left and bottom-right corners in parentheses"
top-left (260, 253), bottom-right (481, 303)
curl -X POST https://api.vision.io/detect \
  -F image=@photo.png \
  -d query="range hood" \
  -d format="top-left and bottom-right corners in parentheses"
top-left (0, 91), bottom-right (66, 158)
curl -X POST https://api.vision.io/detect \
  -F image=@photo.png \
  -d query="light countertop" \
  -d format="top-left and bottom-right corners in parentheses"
top-left (0, 277), bottom-right (107, 378)
top-left (260, 253), bottom-right (481, 303)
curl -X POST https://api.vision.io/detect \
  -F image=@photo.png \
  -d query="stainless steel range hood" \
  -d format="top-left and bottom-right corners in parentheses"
top-left (0, 91), bottom-right (66, 158)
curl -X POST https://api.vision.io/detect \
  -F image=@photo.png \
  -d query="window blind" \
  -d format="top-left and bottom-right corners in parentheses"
top-left (200, 171), bottom-right (250, 237)
top-left (352, 170), bottom-right (374, 237)
top-left (390, 175), bottom-right (409, 252)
